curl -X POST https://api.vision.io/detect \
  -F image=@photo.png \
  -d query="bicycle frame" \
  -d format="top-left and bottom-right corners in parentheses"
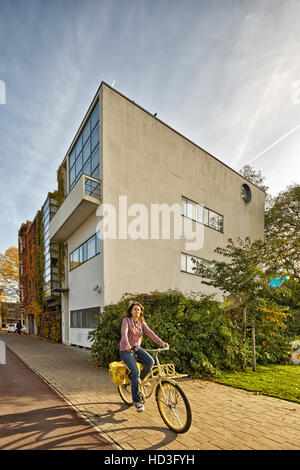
top-left (139, 347), bottom-right (187, 400)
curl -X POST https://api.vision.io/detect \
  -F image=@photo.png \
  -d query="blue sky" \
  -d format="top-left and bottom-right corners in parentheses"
top-left (0, 0), bottom-right (299, 254)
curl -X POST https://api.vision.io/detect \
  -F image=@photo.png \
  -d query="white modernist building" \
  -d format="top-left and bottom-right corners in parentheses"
top-left (49, 82), bottom-right (265, 347)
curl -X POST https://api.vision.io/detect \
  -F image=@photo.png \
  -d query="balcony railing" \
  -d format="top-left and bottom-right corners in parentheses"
top-left (49, 174), bottom-right (101, 243)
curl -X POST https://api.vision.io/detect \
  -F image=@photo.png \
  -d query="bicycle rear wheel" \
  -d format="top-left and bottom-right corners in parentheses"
top-left (118, 378), bottom-right (132, 405)
top-left (155, 380), bottom-right (192, 433)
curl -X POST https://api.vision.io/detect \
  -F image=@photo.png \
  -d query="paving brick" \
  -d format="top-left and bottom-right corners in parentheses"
top-left (2, 331), bottom-right (300, 451)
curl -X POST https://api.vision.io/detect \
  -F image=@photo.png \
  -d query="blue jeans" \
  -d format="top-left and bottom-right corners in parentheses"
top-left (120, 348), bottom-right (154, 403)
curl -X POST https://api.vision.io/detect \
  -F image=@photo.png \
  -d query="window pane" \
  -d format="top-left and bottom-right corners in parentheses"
top-left (72, 248), bottom-right (80, 268)
top-left (75, 152), bottom-right (83, 177)
top-left (186, 255), bottom-right (194, 273)
top-left (91, 145), bottom-right (99, 172)
top-left (91, 102), bottom-right (99, 130)
top-left (83, 158), bottom-right (91, 176)
top-left (96, 233), bottom-right (101, 254)
top-left (218, 215), bottom-right (224, 232)
top-left (83, 137), bottom-right (91, 164)
top-left (92, 165), bottom-right (99, 180)
top-left (82, 120), bottom-right (90, 145)
top-left (209, 211), bottom-right (219, 230)
top-left (91, 122), bottom-right (99, 151)
top-left (181, 253), bottom-right (186, 271)
top-left (81, 243), bottom-right (88, 263)
top-left (197, 204), bottom-right (204, 224)
top-left (75, 135), bottom-right (82, 158)
top-left (87, 236), bottom-right (96, 259)
top-left (70, 148), bottom-right (76, 169)
top-left (203, 208), bottom-right (209, 225)
top-left (187, 201), bottom-right (196, 220)
top-left (70, 165), bottom-right (75, 185)
top-left (82, 311), bottom-right (89, 328)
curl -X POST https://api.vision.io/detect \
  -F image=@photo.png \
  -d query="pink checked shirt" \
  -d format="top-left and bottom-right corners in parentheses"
top-left (119, 316), bottom-right (164, 351)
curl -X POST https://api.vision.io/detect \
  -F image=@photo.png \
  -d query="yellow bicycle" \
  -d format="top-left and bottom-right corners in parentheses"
top-left (118, 347), bottom-right (192, 434)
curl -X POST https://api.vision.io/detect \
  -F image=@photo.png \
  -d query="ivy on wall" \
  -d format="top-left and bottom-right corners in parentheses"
top-left (34, 210), bottom-right (44, 334)
top-left (43, 310), bottom-right (62, 343)
top-left (57, 165), bottom-right (65, 209)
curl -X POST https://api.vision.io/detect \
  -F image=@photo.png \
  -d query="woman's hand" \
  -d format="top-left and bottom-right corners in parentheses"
top-left (126, 346), bottom-right (131, 352)
top-left (162, 342), bottom-right (169, 348)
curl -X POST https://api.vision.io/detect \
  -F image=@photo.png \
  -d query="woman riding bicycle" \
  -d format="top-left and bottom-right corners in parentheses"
top-left (119, 302), bottom-right (168, 412)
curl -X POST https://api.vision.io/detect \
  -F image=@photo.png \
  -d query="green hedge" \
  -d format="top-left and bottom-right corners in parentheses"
top-left (88, 290), bottom-right (246, 377)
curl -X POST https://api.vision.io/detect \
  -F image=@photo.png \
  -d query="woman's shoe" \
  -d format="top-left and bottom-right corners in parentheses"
top-left (133, 401), bottom-right (144, 412)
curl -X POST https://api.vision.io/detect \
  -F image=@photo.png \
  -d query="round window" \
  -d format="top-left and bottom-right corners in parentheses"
top-left (241, 183), bottom-right (252, 203)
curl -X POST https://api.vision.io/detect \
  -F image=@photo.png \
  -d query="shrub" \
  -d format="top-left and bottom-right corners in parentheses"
top-left (88, 290), bottom-right (245, 377)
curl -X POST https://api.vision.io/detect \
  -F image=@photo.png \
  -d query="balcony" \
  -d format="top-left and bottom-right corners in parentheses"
top-left (50, 174), bottom-right (101, 242)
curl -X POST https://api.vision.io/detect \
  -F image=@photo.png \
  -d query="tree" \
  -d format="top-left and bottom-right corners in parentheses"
top-left (0, 247), bottom-right (20, 302)
top-left (264, 183), bottom-right (300, 338)
top-left (192, 237), bottom-right (290, 371)
top-left (264, 184), bottom-right (300, 281)
top-left (239, 164), bottom-right (269, 193)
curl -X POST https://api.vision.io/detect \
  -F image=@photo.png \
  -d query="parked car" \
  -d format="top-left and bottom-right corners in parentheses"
top-left (7, 323), bottom-right (17, 332)
top-left (7, 323), bottom-right (28, 334)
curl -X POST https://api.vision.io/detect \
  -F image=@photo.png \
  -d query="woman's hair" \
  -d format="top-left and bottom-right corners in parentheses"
top-left (126, 302), bottom-right (145, 322)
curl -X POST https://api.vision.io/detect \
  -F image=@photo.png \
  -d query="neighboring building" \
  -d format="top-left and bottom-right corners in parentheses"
top-left (3, 302), bottom-right (21, 324)
top-left (18, 220), bottom-right (35, 333)
top-left (18, 193), bottom-right (61, 336)
top-left (49, 81), bottom-right (265, 348)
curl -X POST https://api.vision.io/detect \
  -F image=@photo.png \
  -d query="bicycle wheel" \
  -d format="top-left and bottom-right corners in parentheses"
top-left (118, 378), bottom-right (132, 405)
top-left (155, 380), bottom-right (192, 433)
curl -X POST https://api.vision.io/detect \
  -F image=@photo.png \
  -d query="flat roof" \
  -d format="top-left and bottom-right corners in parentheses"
top-left (60, 81), bottom-right (266, 195)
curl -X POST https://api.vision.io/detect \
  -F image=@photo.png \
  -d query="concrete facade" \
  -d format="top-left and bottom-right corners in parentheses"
top-left (50, 82), bottom-right (265, 347)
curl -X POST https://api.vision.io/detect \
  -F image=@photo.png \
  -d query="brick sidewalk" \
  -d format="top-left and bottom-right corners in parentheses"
top-left (1, 332), bottom-right (299, 450)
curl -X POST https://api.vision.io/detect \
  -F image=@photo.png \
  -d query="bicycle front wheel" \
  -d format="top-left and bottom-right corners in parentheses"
top-left (155, 380), bottom-right (192, 433)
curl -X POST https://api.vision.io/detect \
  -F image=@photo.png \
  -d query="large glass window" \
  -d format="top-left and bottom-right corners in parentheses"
top-left (69, 233), bottom-right (101, 271)
top-left (69, 101), bottom-right (100, 191)
top-left (182, 196), bottom-right (224, 233)
top-left (70, 307), bottom-right (99, 329)
top-left (181, 252), bottom-right (214, 276)
top-left (42, 196), bottom-right (59, 298)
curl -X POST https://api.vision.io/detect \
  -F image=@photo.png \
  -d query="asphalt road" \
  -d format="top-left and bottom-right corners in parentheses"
top-left (0, 344), bottom-right (116, 450)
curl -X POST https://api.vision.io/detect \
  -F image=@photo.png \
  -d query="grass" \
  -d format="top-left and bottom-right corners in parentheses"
top-left (215, 365), bottom-right (300, 404)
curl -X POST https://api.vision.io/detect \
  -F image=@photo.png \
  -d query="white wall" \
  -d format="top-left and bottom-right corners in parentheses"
top-left (66, 212), bottom-right (103, 347)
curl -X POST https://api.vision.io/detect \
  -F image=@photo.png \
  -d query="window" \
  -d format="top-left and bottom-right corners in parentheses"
top-left (70, 149), bottom-right (76, 169)
top-left (69, 100), bottom-right (100, 191)
top-left (75, 135), bottom-right (82, 158)
top-left (182, 196), bottom-right (224, 233)
top-left (69, 233), bottom-right (101, 271)
top-left (82, 138), bottom-right (90, 164)
top-left (70, 307), bottom-right (99, 328)
top-left (42, 196), bottom-right (59, 299)
top-left (87, 236), bottom-right (96, 259)
top-left (241, 184), bottom-right (252, 204)
top-left (181, 252), bottom-right (214, 276)
top-left (91, 144), bottom-right (99, 172)
top-left (91, 123), bottom-right (99, 151)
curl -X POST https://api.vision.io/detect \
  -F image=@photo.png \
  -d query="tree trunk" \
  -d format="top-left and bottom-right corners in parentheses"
top-left (251, 319), bottom-right (256, 372)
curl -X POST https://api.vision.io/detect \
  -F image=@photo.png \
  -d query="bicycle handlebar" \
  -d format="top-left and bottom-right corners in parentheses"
top-left (144, 345), bottom-right (169, 352)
